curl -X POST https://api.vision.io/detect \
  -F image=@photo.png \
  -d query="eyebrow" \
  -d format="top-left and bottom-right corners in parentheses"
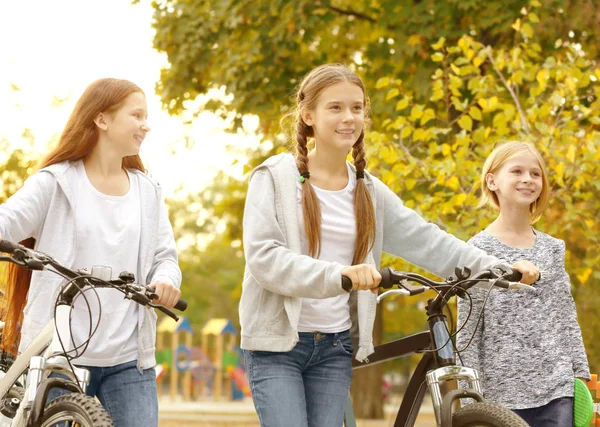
top-left (325, 100), bottom-right (364, 105)
top-left (131, 108), bottom-right (148, 117)
top-left (508, 164), bottom-right (541, 171)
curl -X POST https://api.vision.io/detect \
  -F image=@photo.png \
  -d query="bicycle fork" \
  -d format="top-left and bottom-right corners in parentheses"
top-left (425, 311), bottom-right (485, 426)
top-left (13, 305), bottom-right (91, 426)
top-left (426, 365), bottom-right (484, 426)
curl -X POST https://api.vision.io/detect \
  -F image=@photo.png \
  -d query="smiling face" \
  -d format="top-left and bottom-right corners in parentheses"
top-left (486, 151), bottom-right (544, 210)
top-left (101, 91), bottom-right (150, 157)
top-left (301, 81), bottom-right (365, 152)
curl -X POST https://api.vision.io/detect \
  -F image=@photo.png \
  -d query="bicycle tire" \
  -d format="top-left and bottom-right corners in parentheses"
top-left (39, 393), bottom-right (113, 427)
top-left (452, 401), bottom-right (529, 426)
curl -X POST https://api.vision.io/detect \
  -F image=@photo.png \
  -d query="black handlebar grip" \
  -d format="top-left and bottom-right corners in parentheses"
top-left (379, 267), bottom-right (394, 289)
top-left (341, 276), bottom-right (352, 292)
top-left (174, 299), bottom-right (188, 311)
top-left (503, 269), bottom-right (523, 282)
top-left (0, 240), bottom-right (22, 254)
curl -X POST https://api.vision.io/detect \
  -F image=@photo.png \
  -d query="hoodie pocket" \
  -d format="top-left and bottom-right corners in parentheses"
top-left (264, 307), bottom-right (289, 336)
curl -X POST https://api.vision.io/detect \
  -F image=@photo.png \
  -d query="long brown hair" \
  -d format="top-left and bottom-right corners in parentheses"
top-left (294, 64), bottom-right (376, 265)
top-left (1, 78), bottom-right (146, 354)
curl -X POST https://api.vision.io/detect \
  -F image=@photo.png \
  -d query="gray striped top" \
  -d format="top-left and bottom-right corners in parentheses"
top-left (456, 230), bottom-right (590, 410)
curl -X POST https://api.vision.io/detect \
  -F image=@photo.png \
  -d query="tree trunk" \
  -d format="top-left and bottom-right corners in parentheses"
top-left (350, 308), bottom-right (384, 418)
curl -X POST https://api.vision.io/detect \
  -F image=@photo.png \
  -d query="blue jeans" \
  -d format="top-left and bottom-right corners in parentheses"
top-left (513, 397), bottom-right (574, 427)
top-left (48, 360), bottom-right (158, 427)
top-left (244, 330), bottom-right (353, 427)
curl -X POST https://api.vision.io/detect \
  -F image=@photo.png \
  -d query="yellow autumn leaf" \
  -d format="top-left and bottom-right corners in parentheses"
top-left (431, 52), bottom-right (444, 62)
top-left (386, 88), bottom-right (400, 100)
top-left (409, 106), bottom-right (423, 121)
top-left (441, 144), bottom-right (451, 156)
top-left (566, 145), bottom-right (576, 163)
top-left (400, 126), bottom-right (412, 139)
top-left (536, 69), bottom-right (548, 91)
top-left (421, 109), bottom-right (436, 125)
top-left (446, 176), bottom-right (460, 191)
top-left (576, 268), bottom-right (592, 284)
top-left (555, 162), bottom-right (565, 187)
top-left (469, 106), bottom-right (482, 121)
top-left (458, 115), bottom-right (473, 131)
top-left (430, 89), bottom-right (444, 102)
top-left (375, 77), bottom-right (390, 89)
top-left (512, 18), bottom-right (521, 32)
top-left (431, 37), bottom-right (446, 50)
top-left (405, 179), bottom-right (417, 190)
top-left (413, 128), bottom-right (426, 141)
top-left (521, 23), bottom-right (534, 38)
top-left (396, 98), bottom-right (409, 111)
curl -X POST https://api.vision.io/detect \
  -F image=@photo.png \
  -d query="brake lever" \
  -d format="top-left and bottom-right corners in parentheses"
top-left (507, 282), bottom-right (537, 292)
top-left (377, 289), bottom-right (410, 304)
top-left (148, 303), bottom-right (179, 321)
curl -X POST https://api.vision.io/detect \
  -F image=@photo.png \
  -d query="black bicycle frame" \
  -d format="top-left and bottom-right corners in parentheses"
top-left (352, 330), bottom-right (438, 427)
top-left (353, 303), bottom-right (462, 427)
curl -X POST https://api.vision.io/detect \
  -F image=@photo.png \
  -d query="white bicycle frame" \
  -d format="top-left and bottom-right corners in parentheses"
top-left (0, 305), bottom-right (91, 426)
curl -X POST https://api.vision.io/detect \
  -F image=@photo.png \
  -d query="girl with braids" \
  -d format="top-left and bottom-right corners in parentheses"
top-left (0, 78), bottom-right (181, 426)
top-left (239, 64), bottom-right (539, 427)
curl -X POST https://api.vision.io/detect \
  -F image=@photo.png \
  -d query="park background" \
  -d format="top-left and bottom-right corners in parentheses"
top-left (1, 0), bottom-right (599, 422)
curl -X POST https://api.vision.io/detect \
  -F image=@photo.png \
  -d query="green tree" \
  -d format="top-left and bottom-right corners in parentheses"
top-left (151, 0), bottom-right (600, 418)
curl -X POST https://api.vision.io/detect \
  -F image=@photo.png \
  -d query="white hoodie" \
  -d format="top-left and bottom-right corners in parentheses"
top-left (240, 153), bottom-right (502, 362)
top-left (0, 160), bottom-right (181, 370)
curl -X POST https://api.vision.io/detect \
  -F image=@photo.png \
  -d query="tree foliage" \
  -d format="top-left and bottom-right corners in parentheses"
top-left (151, 0), bottom-right (600, 418)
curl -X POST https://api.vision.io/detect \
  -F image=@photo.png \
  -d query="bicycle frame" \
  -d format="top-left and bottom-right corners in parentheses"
top-left (0, 301), bottom-right (91, 426)
top-left (352, 328), bottom-right (484, 427)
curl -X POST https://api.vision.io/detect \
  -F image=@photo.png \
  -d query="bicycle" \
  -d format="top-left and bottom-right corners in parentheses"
top-left (0, 239), bottom-right (187, 426)
top-left (343, 265), bottom-right (536, 427)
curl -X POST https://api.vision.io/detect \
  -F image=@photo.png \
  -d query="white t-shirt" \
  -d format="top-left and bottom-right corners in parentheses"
top-left (297, 164), bottom-right (356, 333)
top-left (69, 162), bottom-right (141, 366)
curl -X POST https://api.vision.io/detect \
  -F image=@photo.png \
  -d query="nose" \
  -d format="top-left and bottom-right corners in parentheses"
top-left (342, 108), bottom-right (354, 123)
top-left (141, 122), bottom-right (151, 132)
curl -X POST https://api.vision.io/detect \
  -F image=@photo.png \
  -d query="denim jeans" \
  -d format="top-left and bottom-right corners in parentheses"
top-left (244, 330), bottom-right (353, 427)
top-left (513, 397), bottom-right (574, 427)
top-left (48, 360), bottom-right (158, 427)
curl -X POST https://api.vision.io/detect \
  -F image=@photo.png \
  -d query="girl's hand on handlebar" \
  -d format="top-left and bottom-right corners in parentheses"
top-left (341, 265), bottom-right (381, 294)
top-left (150, 281), bottom-right (181, 308)
top-left (511, 260), bottom-right (540, 284)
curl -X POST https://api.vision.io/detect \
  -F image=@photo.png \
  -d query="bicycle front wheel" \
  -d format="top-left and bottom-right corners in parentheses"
top-left (39, 393), bottom-right (113, 427)
top-left (452, 402), bottom-right (529, 426)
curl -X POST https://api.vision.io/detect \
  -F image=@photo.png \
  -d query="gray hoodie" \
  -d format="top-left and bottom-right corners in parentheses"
top-left (0, 160), bottom-right (181, 370)
top-left (240, 153), bottom-right (502, 362)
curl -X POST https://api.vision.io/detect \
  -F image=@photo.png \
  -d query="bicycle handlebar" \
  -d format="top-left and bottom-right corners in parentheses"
top-left (342, 264), bottom-right (535, 299)
top-left (0, 239), bottom-right (187, 320)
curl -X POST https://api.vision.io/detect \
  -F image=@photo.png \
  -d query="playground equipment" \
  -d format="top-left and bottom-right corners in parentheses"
top-left (201, 318), bottom-right (250, 400)
top-left (156, 316), bottom-right (250, 401)
top-left (585, 374), bottom-right (600, 427)
top-left (156, 316), bottom-right (195, 401)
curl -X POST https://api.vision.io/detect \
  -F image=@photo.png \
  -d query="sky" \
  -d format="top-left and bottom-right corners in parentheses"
top-left (0, 0), bottom-right (259, 197)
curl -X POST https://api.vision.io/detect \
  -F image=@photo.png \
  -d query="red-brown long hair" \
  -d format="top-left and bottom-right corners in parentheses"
top-left (1, 78), bottom-right (146, 354)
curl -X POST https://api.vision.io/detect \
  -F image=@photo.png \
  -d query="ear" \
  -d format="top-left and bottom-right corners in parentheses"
top-left (485, 173), bottom-right (498, 191)
top-left (300, 107), bottom-right (313, 126)
top-left (93, 112), bottom-right (108, 131)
